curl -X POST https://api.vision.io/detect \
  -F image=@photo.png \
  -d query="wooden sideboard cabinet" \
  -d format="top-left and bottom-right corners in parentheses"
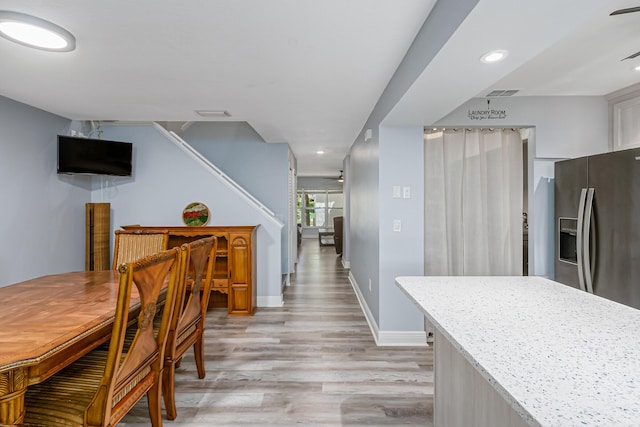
top-left (121, 225), bottom-right (258, 315)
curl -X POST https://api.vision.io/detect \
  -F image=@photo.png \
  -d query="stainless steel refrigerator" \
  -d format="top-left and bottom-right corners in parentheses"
top-left (554, 147), bottom-right (640, 309)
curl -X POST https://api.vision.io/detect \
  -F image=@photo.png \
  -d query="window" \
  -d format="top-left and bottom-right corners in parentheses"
top-left (297, 190), bottom-right (343, 228)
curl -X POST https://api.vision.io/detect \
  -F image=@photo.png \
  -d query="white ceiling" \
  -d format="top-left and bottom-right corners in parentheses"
top-left (1, 0), bottom-right (639, 177)
top-left (384, 0), bottom-right (640, 126)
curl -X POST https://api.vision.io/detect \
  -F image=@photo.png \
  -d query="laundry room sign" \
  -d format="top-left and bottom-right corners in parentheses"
top-left (467, 100), bottom-right (507, 121)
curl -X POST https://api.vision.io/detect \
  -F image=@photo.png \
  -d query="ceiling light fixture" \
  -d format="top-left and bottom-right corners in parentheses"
top-left (316, 150), bottom-right (325, 155)
top-left (337, 171), bottom-right (344, 183)
top-left (195, 110), bottom-right (231, 117)
top-left (0, 11), bottom-right (75, 52)
top-left (634, 65), bottom-right (640, 72)
top-left (480, 50), bottom-right (508, 64)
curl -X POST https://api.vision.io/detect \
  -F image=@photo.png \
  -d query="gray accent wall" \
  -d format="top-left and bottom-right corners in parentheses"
top-left (349, 131), bottom-right (381, 322)
top-left (96, 123), bottom-right (284, 303)
top-left (342, 156), bottom-right (351, 268)
top-left (378, 126), bottom-right (425, 331)
top-left (348, 0), bottom-right (480, 334)
top-left (0, 95), bottom-right (85, 287)
top-left (182, 122), bottom-right (291, 275)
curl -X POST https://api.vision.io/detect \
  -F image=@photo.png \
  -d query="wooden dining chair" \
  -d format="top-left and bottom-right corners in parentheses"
top-left (112, 229), bottom-right (170, 270)
top-left (23, 247), bottom-right (182, 427)
top-left (162, 236), bottom-right (218, 420)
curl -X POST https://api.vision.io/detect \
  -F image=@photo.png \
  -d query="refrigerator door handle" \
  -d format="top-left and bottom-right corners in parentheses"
top-left (583, 188), bottom-right (595, 294)
top-left (576, 188), bottom-right (587, 292)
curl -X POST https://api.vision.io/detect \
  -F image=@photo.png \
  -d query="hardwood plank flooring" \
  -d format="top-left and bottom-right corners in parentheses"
top-left (120, 238), bottom-right (434, 426)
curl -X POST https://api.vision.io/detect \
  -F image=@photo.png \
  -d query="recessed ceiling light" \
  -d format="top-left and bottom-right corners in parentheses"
top-left (0, 11), bottom-right (75, 52)
top-left (316, 150), bottom-right (325, 155)
top-left (480, 50), bottom-right (508, 64)
top-left (634, 65), bottom-right (640, 72)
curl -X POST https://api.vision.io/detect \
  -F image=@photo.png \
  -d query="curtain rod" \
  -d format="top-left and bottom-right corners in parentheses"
top-left (426, 127), bottom-right (520, 132)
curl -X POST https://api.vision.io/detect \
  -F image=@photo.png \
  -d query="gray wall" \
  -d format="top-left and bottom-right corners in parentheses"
top-left (348, 0), bottom-right (479, 334)
top-left (378, 125), bottom-right (425, 331)
top-left (349, 129), bottom-right (381, 322)
top-left (183, 122), bottom-right (291, 275)
top-left (436, 97), bottom-right (609, 159)
top-left (96, 123), bottom-right (284, 304)
top-left (342, 156), bottom-right (351, 268)
top-left (0, 95), bottom-right (86, 287)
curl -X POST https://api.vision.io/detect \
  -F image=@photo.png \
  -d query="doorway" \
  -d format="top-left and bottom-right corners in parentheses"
top-left (424, 127), bottom-right (526, 276)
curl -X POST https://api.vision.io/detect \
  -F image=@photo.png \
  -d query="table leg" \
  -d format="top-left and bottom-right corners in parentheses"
top-left (0, 368), bottom-right (28, 424)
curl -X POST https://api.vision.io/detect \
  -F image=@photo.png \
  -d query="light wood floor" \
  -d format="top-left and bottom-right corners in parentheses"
top-left (121, 238), bottom-right (434, 426)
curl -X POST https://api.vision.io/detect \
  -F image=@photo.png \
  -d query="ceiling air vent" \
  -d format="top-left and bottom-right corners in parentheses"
top-left (486, 89), bottom-right (519, 97)
top-left (195, 110), bottom-right (231, 117)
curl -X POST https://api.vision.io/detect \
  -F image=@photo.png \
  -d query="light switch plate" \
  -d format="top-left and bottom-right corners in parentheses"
top-left (392, 186), bottom-right (401, 198)
top-left (393, 219), bottom-right (401, 232)
top-left (403, 186), bottom-right (411, 199)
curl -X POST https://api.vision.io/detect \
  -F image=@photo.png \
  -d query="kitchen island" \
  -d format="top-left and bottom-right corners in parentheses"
top-left (395, 276), bottom-right (640, 427)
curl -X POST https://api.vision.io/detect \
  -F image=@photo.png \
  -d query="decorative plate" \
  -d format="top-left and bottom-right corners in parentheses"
top-left (182, 202), bottom-right (209, 226)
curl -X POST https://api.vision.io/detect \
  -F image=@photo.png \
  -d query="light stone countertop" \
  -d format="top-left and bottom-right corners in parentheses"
top-left (395, 276), bottom-right (640, 427)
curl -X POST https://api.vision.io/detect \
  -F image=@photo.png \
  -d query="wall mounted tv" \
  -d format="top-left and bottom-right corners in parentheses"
top-left (57, 135), bottom-right (133, 176)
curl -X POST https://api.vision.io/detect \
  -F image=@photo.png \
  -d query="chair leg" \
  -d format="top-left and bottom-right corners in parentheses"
top-left (162, 362), bottom-right (178, 420)
top-left (194, 336), bottom-right (206, 379)
top-left (147, 380), bottom-right (164, 427)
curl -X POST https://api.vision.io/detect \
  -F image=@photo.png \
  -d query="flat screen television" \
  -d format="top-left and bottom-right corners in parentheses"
top-left (57, 135), bottom-right (133, 176)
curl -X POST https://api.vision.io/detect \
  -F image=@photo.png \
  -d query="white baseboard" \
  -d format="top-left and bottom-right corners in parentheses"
top-left (349, 272), bottom-right (427, 347)
top-left (349, 271), bottom-right (380, 342)
top-left (257, 295), bottom-right (284, 307)
top-left (341, 258), bottom-right (350, 269)
top-left (377, 330), bottom-right (428, 347)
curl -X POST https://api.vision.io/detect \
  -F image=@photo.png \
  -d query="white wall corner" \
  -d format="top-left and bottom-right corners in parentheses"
top-left (257, 294), bottom-right (284, 308)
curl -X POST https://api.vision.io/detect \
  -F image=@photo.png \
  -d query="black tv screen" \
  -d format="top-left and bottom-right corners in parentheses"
top-left (57, 135), bottom-right (133, 176)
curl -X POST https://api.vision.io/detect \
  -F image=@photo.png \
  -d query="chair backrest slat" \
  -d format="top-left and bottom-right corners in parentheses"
top-left (112, 229), bottom-right (170, 271)
top-left (168, 237), bottom-right (217, 349)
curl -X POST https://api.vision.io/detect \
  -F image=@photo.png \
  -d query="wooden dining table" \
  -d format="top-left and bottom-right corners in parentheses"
top-left (0, 270), bottom-right (141, 425)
